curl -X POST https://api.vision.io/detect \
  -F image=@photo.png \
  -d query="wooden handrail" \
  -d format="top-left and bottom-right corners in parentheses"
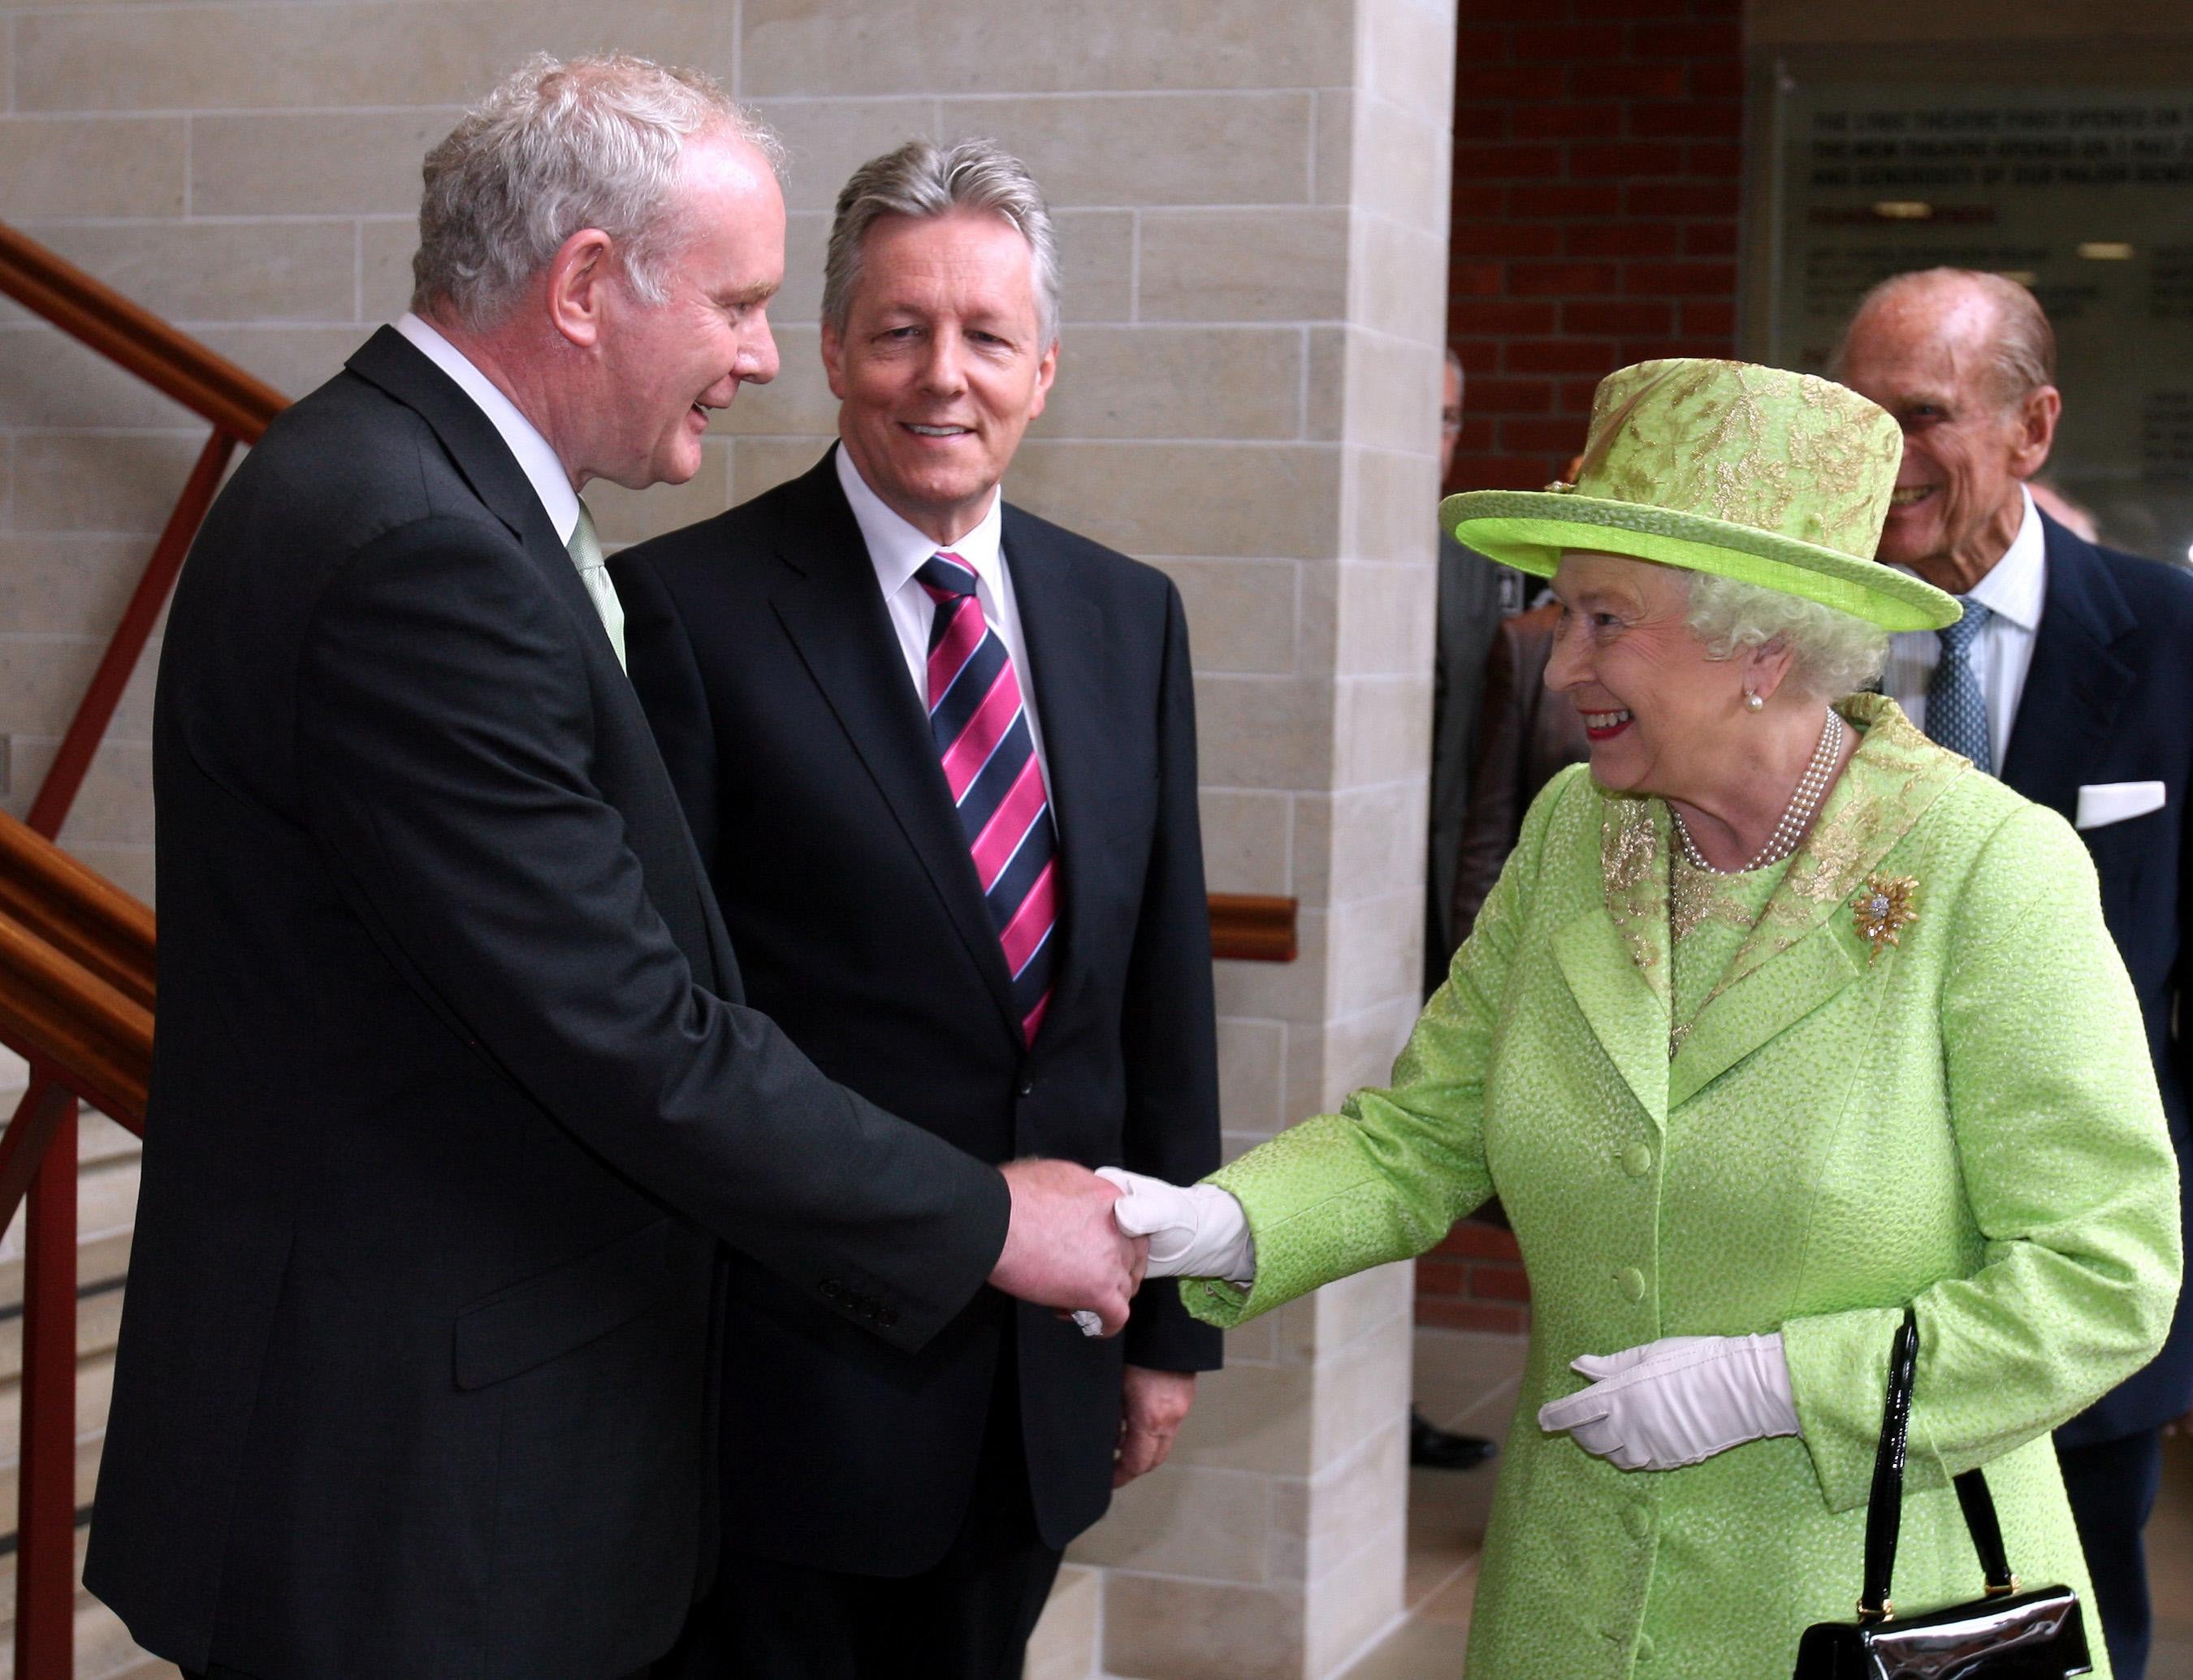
top-left (1209, 894), bottom-right (1299, 963)
top-left (0, 810), bottom-right (154, 1013)
top-left (0, 913), bottom-right (149, 1131)
top-left (0, 222), bottom-right (284, 443)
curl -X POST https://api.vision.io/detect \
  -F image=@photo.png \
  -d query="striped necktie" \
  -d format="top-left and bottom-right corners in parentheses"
top-left (915, 552), bottom-right (1058, 1044)
top-left (1924, 598), bottom-right (1992, 773)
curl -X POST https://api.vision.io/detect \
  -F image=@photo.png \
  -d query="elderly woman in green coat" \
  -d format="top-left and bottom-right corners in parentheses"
top-left (1105, 360), bottom-right (2182, 1678)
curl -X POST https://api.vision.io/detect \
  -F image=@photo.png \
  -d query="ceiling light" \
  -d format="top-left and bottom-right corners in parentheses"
top-left (1871, 201), bottom-right (1933, 221)
top-left (1994, 270), bottom-right (2038, 286)
top-left (2078, 241), bottom-right (2135, 260)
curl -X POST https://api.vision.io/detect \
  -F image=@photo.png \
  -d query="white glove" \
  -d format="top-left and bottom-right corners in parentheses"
top-left (1535, 1332), bottom-right (1801, 1471)
top-left (1096, 1167), bottom-right (1257, 1284)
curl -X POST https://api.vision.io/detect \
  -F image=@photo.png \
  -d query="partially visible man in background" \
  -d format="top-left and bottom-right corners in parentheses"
top-left (86, 58), bottom-right (1140, 1680)
top-left (616, 139), bottom-right (1220, 1680)
top-left (1837, 266), bottom-right (2193, 1680)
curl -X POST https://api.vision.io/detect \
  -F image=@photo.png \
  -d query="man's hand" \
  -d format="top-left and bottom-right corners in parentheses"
top-left (989, 1159), bottom-right (1148, 1337)
top-left (1116, 1367), bottom-right (1197, 1487)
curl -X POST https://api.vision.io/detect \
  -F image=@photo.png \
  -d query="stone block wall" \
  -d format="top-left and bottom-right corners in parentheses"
top-left (0, 2), bottom-right (1458, 1674)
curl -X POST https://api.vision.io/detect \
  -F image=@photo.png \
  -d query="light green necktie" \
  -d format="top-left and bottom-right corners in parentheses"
top-left (565, 499), bottom-right (626, 672)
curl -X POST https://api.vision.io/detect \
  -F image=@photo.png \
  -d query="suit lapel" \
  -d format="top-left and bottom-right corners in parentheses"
top-left (1002, 507), bottom-right (1104, 1013)
top-left (1667, 695), bottom-right (1965, 1106)
top-left (1557, 792), bottom-right (1672, 1126)
top-left (1999, 517), bottom-right (2137, 819)
top-left (764, 456), bottom-right (1023, 1036)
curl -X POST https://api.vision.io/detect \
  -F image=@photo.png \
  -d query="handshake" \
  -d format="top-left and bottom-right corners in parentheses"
top-left (987, 1160), bottom-right (1256, 1337)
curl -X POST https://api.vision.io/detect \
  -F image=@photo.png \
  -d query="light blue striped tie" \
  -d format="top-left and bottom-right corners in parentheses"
top-left (1925, 598), bottom-right (1992, 773)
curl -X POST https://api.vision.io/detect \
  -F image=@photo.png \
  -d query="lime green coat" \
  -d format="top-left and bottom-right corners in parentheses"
top-left (1187, 697), bottom-right (2180, 1679)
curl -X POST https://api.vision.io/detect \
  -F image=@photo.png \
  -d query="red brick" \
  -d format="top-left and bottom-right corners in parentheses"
top-left (1456, 417), bottom-right (1496, 451)
top-left (1457, 64), bottom-right (1566, 103)
top-left (1510, 261), bottom-right (1620, 296)
top-left (1631, 20), bottom-right (1741, 55)
top-left (1469, 377), bottom-right (1558, 412)
top-left (1453, 220), bottom-right (1564, 257)
top-left (1417, 1298), bottom-right (1529, 1334)
top-left (1682, 222), bottom-right (1738, 256)
top-left (1417, 1256), bottom-right (1468, 1295)
top-left (1451, 105), bottom-right (1508, 141)
top-left (1690, 58), bottom-right (1748, 98)
top-left (1684, 297), bottom-right (1737, 338)
top-left (1451, 184), bottom-right (1507, 220)
top-left (1448, 298), bottom-right (1557, 335)
top-left (1502, 416), bottom-right (1591, 454)
top-left (1450, 261), bottom-right (1506, 297)
top-left (1569, 140), bottom-right (1686, 178)
top-left (1627, 179), bottom-right (1739, 217)
top-left (1462, 0), bottom-right (1576, 22)
top-left (1687, 141), bottom-right (1743, 178)
top-left (1510, 103), bottom-right (1624, 140)
top-left (1468, 1262), bottom-right (1535, 1302)
top-left (1618, 335), bottom-right (1728, 363)
top-left (1453, 141), bottom-right (1566, 180)
top-left (1693, 0), bottom-right (1742, 15)
top-left (1573, 63), bottom-right (1685, 99)
top-left (1506, 337), bottom-right (1621, 374)
top-left (1561, 376), bottom-right (1601, 412)
top-left (1567, 222), bottom-right (1680, 257)
top-left (1507, 183), bottom-right (1623, 218)
top-left (1454, 339), bottom-right (1503, 377)
top-left (1572, 0), bottom-right (1688, 17)
top-left (1629, 99), bottom-right (1743, 140)
top-left (1446, 451), bottom-right (1554, 490)
top-left (1433, 1220), bottom-right (1526, 1260)
top-left (1512, 23), bottom-right (1602, 58)
top-left (1453, 26), bottom-right (1508, 63)
top-left (1624, 260), bottom-right (1737, 297)
top-left (1564, 298), bottom-right (1674, 335)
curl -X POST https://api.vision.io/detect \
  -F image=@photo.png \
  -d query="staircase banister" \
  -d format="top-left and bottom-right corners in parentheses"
top-left (0, 221), bottom-right (286, 444)
top-left (0, 810), bottom-right (154, 1012)
top-left (0, 909), bottom-right (150, 1129)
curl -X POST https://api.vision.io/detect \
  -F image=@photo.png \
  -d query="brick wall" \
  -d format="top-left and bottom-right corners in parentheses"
top-left (1443, 0), bottom-right (1746, 497)
top-left (1417, 0), bottom-right (1747, 1332)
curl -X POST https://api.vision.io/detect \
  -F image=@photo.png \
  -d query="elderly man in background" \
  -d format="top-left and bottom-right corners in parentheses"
top-left (615, 139), bottom-right (1220, 1680)
top-left (85, 58), bottom-right (1140, 1680)
top-left (1837, 266), bottom-right (2193, 1680)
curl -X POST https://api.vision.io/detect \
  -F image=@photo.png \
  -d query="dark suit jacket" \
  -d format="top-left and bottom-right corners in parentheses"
top-left (1448, 602), bottom-right (1590, 945)
top-left (84, 331), bottom-right (1008, 1680)
top-left (613, 450), bottom-right (1222, 1574)
top-left (2000, 515), bottom-right (2193, 1445)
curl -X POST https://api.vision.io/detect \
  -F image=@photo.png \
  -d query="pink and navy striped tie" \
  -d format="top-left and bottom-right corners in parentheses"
top-left (916, 552), bottom-right (1057, 1043)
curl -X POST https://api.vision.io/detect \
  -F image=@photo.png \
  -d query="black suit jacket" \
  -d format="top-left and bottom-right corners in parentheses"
top-left (613, 450), bottom-right (1222, 1573)
top-left (84, 331), bottom-right (1008, 1679)
top-left (1998, 515), bottom-right (2193, 1445)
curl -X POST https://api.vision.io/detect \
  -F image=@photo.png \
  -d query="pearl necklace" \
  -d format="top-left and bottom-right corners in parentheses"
top-left (1670, 709), bottom-right (1845, 875)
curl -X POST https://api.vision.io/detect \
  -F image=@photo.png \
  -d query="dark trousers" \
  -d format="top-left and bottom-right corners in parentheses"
top-left (2058, 1427), bottom-right (2165, 1680)
top-left (658, 1351), bottom-right (1063, 1680)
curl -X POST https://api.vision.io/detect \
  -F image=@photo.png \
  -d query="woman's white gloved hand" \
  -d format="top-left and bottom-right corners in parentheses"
top-left (1535, 1332), bottom-right (1801, 1471)
top-left (1096, 1168), bottom-right (1257, 1283)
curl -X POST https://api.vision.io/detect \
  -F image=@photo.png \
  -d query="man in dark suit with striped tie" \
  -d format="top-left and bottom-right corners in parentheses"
top-left (614, 138), bottom-right (1222, 1680)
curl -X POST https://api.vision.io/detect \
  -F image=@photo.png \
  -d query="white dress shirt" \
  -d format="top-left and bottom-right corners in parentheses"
top-left (395, 313), bottom-right (581, 546)
top-left (834, 445), bottom-right (1052, 786)
top-left (1882, 485), bottom-right (2046, 769)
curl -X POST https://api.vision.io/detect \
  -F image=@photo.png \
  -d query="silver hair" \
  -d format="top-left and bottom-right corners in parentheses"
top-left (1832, 268), bottom-right (2057, 408)
top-left (412, 52), bottom-right (785, 330)
top-left (1684, 571), bottom-right (1888, 703)
top-left (822, 138), bottom-right (1061, 348)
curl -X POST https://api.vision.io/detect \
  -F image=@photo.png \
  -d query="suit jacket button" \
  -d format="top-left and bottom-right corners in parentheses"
top-left (821, 1279), bottom-right (843, 1299)
top-left (1017, 1078), bottom-right (1035, 1098)
top-left (1616, 1267), bottom-right (1647, 1302)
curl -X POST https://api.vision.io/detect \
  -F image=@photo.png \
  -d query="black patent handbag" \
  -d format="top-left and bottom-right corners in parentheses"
top-left (1792, 1308), bottom-right (2092, 1680)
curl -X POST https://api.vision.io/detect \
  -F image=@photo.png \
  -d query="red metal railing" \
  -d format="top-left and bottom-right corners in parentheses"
top-left (0, 217), bottom-right (1299, 1677)
top-left (0, 220), bottom-right (281, 1678)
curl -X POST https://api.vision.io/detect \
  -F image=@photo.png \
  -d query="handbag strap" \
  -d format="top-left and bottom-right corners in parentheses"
top-left (1858, 1307), bottom-right (2020, 1622)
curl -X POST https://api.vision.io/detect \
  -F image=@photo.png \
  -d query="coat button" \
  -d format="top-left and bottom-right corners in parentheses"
top-left (1016, 1078), bottom-right (1036, 1098)
top-left (1622, 1142), bottom-right (1654, 1177)
top-left (1616, 1267), bottom-right (1646, 1302)
top-left (821, 1279), bottom-right (843, 1300)
top-left (1636, 1632), bottom-right (1657, 1661)
top-left (1623, 1504), bottom-right (1652, 1541)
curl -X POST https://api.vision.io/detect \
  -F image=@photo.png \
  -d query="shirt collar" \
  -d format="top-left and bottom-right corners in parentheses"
top-left (1964, 485), bottom-right (2045, 632)
top-left (395, 312), bottom-right (582, 546)
top-left (834, 443), bottom-right (1006, 599)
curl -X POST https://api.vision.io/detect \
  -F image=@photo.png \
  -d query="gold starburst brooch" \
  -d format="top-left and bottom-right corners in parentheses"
top-left (1851, 874), bottom-right (1918, 964)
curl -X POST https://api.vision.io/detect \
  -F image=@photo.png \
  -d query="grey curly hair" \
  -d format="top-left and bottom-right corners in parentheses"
top-left (412, 52), bottom-right (785, 330)
top-left (1685, 571), bottom-right (1888, 702)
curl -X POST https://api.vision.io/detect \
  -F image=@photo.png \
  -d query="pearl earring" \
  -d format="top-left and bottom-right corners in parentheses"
top-left (1743, 689), bottom-right (1765, 712)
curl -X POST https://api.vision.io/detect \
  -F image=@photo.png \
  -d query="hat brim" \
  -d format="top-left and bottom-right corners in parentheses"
top-left (1439, 489), bottom-right (1959, 633)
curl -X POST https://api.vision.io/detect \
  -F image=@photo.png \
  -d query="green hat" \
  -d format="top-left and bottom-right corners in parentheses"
top-left (1440, 358), bottom-right (1959, 632)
